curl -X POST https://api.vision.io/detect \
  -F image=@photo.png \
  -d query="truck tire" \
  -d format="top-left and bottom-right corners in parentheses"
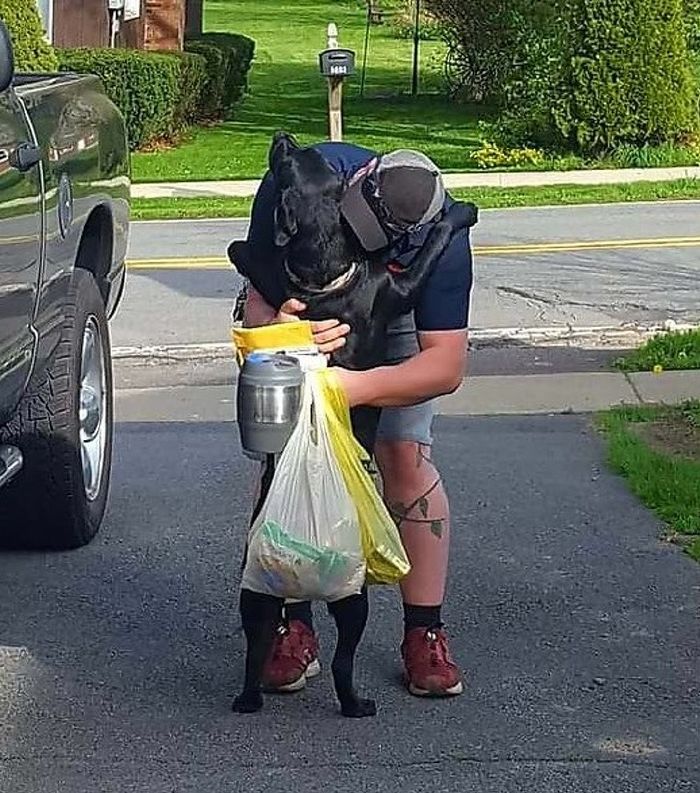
top-left (0, 269), bottom-right (114, 550)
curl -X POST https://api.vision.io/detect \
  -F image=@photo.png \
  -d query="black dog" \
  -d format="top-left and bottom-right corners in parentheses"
top-left (229, 132), bottom-right (476, 718)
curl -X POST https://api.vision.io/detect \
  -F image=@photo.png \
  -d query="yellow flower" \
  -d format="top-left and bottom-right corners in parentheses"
top-left (652, 364), bottom-right (663, 374)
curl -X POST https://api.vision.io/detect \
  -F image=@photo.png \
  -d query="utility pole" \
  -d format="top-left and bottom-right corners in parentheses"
top-left (411, 0), bottom-right (421, 96)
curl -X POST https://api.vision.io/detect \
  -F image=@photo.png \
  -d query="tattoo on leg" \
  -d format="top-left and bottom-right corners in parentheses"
top-left (388, 476), bottom-right (446, 539)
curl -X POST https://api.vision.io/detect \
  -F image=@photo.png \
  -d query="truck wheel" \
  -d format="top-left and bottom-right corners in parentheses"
top-left (0, 269), bottom-right (113, 550)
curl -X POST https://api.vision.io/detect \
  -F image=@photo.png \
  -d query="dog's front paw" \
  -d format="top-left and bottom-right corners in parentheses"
top-left (340, 697), bottom-right (377, 718)
top-left (232, 691), bottom-right (264, 714)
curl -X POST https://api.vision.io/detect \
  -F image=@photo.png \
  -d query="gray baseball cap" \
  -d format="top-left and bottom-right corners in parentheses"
top-left (340, 149), bottom-right (446, 252)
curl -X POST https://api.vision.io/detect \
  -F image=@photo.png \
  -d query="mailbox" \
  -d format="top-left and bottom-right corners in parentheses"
top-left (319, 48), bottom-right (356, 78)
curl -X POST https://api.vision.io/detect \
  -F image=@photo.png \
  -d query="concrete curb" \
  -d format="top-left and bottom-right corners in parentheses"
top-left (114, 370), bottom-right (700, 422)
top-left (131, 166), bottom-right (700, 199)
top-left (111, 322), bottom-right (699, 364)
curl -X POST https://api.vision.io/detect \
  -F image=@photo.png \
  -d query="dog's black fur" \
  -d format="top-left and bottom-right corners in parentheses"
top-left (229, 132), bottom-right (477, 718)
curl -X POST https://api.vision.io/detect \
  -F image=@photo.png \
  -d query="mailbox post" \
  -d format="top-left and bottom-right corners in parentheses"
top-left (319, 23), bottom-right (356, 141)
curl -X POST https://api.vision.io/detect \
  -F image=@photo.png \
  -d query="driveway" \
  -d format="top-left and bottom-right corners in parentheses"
top-left (1, 405), bottom-right (698, 792)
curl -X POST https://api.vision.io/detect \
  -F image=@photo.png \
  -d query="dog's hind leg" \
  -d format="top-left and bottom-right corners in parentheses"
top-left (233, 589), bottom-right (284, 713)
top-left (327, 588), bottom-right (376, 718)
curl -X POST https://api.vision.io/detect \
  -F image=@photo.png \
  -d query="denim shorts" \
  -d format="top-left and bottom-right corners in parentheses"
top-left (376, 312), bottom-right (435, 446)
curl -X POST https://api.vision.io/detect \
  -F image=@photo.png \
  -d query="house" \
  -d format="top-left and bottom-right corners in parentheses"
top-left (35, 0), bottom-right (191, 51)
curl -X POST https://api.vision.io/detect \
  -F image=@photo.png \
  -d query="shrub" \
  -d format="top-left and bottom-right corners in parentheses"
top-left (0, 0), bottom-right (58, 72)
top-left (58, 48), bottom-right (207, 150)
top-left (499, 0), bottom-right (699, 153)
top-left (389, 2), bottom-right (443, 41)
top-left (186, 32), bottom-right (255, 116)
top-left (685, 0), bottom-right (700, 51)
top-left (425, 0), bottom-right (555, 102)
top-left (171, 50), bottom-right (208, 126)
top-left (472, 141), bottom-right (546, 169)
top-left (184, 40), bottom-right (228, 120)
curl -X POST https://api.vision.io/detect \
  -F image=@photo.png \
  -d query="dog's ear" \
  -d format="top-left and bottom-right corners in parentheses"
top-left (269, 131), bottom-right (299, 174)
top-left (273, 188), bottom-right (298, 247)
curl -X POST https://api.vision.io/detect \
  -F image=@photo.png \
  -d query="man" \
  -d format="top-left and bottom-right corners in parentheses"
top-left (234, 140), bottom-right (476, 698)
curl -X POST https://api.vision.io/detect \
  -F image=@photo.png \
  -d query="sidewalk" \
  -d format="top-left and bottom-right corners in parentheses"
top-left (113, 370), bottom-right (700, 423)
top-left (441, 370), bottom-right (700, 416)
top-left (131, 165), bottom-right (700, 199)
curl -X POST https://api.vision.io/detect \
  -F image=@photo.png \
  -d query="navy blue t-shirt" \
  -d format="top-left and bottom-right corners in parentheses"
top-left (245, 141), bottom-right (474, 332)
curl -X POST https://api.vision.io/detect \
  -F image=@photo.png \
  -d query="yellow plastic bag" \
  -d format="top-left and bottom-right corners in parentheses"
top-left (316, 368), bottom-right (411, 586)
top-left (231, 321), bottom-right (316, 366)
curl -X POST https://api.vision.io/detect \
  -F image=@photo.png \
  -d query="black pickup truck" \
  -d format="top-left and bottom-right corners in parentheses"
top-left (0, 21), bottom-right (129, 550)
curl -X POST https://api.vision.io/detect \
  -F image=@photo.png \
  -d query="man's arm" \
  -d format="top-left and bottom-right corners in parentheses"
top-left (333, 329), bottom-right (466, 408)
top-left (335, 220), bottom-right (473, 408)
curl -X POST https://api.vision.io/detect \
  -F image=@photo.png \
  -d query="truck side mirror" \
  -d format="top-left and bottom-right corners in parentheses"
top-left (0, 20), bottom-right (14, 93)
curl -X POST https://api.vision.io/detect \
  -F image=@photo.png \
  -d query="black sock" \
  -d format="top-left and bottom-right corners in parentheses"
top-left (285, 601), bottom-right (314, 630)
top-left (403, 604), bottom-right (442, 633)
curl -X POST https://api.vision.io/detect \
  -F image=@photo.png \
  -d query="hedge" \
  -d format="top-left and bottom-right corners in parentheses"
top-left (498, 0), bottom-right (699, 153)
top-left (58, 48), bottom-right (207, 150)
top-left (0, 0), bottom-right (58, 72)
top-left (57, 32), bottom-right (254, 151)
top-left (184, 40), bottom-right (228, 120)
top-left (685, 0), bottom-right (700, 51)
top-left (185, 32), bottom-right (255, 116)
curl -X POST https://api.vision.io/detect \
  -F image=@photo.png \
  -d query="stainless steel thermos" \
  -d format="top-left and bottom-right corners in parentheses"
top-left (237, 352), bottom-right (304, 454)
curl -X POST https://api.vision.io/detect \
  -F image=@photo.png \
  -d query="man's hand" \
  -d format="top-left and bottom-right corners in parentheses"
top-left (278, 298), bottom-right (350, 356)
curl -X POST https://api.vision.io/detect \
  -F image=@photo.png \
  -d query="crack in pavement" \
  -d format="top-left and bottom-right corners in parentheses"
top-left (495, 285), bottom-right (666, 314)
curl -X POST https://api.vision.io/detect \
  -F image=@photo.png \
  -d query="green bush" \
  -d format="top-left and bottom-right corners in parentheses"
top-left (685, 0), bottom-right (700, 51)
top-left (184, 41), bottom-right (227, 120)
top-left (499, 0), bottom-right (699, 153)
top-left (425, 0), bottom-right (555, 102)
top-left (171, 50), bottom-right (208, 126)
top-left (390, 2), bottom-right (444, 41)
top-left (186, 32), bottom-right (255, 116)
top-left (0, 0), bottom-right (58, 72)
top-left (58, 48), bottom-right (207, 150)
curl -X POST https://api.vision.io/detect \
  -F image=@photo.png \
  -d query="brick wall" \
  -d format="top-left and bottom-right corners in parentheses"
top-left (144, 0), bottom-right (185, 51)
top-left (50, 0), bottom-right (186, 50)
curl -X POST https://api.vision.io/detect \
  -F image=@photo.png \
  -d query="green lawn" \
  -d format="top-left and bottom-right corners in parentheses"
top-left (614, 328), bottom-right (700, 372)
top-left (131, 0), bottom-right (489, 182)
top-left (131, 178), bottom-right (700, 220)
top-left (597, 403), bottom-right (700, 562)
top-left (130, 1), bottom-right (700, 183)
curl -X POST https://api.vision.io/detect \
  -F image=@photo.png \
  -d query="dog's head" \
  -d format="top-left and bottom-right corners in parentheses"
top-left (269, 132), bottom-right (360, 293)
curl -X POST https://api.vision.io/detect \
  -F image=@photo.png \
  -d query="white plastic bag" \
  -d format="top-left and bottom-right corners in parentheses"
top-left (241, 372), bottom-right (366, 602)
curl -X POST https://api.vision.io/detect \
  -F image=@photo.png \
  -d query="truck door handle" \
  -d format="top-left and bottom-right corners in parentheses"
top-left (9, 142), bottom-right (41, 172)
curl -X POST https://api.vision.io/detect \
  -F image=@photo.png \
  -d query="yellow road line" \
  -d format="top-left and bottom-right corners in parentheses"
top-left (127, 235), bottom-right (700, 270)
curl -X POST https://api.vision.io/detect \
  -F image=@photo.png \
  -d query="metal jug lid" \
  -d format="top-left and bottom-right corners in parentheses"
top-left (240, 353), bottom-right (303, 386)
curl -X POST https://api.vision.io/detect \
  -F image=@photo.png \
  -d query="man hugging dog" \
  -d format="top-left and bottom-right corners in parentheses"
top-left (233, 137), bottom-right (476, 699)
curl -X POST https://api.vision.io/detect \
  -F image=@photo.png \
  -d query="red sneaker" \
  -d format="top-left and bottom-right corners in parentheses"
top-left (261, 620), bottom-right (320, 692)
top-left (401, 626), bottom-right (464, 697)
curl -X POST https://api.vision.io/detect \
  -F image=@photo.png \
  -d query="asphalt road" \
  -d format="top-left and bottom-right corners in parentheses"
top-left (1, 407), bottom-right (699, 792)
top-left (127, 200), bottom-right (700, 258)
top-left (114, 202), bottom-right (700, 354)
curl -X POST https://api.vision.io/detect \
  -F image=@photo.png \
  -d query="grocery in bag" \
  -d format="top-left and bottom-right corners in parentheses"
top-left (232, 320), bottom-right (410, 599)
top-left (240, 373), bottom-right (366, 602)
